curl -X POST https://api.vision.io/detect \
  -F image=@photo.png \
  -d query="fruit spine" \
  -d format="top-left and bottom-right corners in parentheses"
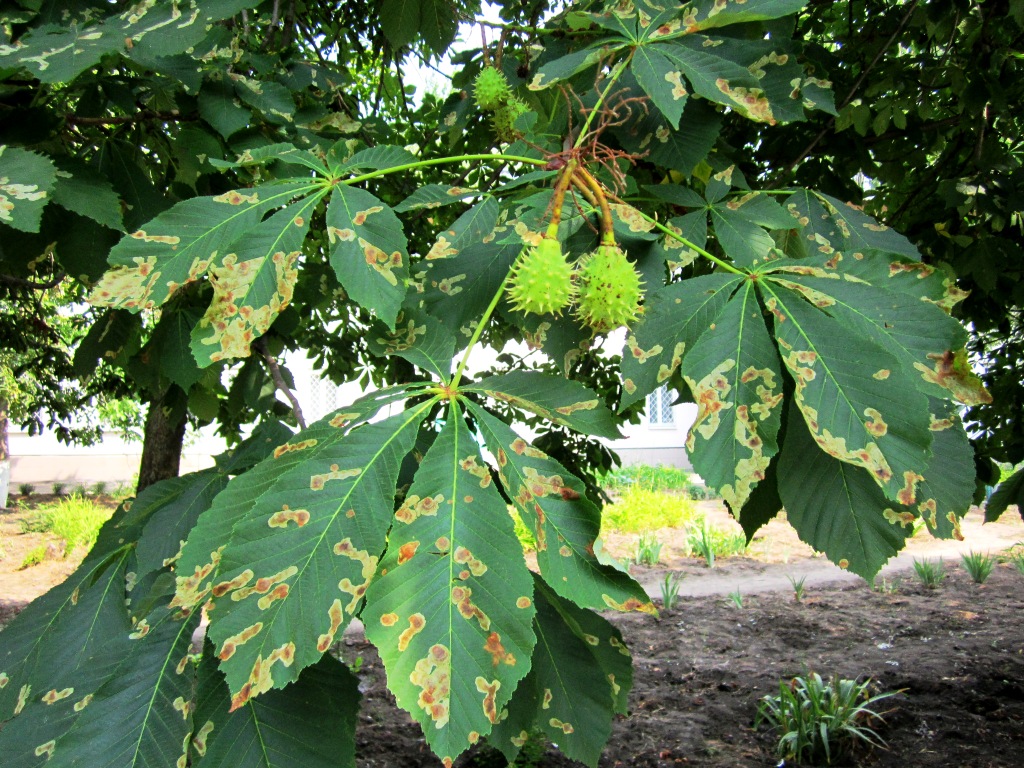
top-left (574, 244), bottom-right (644, 332)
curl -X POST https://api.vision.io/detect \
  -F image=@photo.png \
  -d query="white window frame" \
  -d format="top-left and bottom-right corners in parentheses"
top-left (646, 385), bottom-right (676, 429)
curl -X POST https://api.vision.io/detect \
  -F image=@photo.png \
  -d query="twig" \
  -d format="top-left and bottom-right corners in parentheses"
top-left (64, 110), bottom-right (197, 126)
top-left (254, 338), bottom-right (307, 429)
top-left (0, 272), bottom-right (66, 290)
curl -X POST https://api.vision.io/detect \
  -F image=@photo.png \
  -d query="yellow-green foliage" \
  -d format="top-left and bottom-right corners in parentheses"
top-left (601, 488), bottom-right (698, 533)
top-left (19, 544), bottom-right (47, 569)
top-left (22, 495), bottom-right (114, 556)
top-left (600, 464), bottom-right (691, 493)
top-left (509, 507), bottom-right (537, 552)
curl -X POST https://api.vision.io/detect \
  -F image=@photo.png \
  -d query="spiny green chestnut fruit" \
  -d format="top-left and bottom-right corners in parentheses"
top-left (507, 237), bottom-right (574, 316)
top-left (574, 244), bottom-right (644, 332)
top-left (473, 66), bottom-right (511, 111)
top-left (492, 96), bottom-right (528, 142)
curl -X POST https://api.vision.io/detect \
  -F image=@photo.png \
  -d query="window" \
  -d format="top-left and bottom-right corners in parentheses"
top-left (647, 386), bottom-right (675, 426)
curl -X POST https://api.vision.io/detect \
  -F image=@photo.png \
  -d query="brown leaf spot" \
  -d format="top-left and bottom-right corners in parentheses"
top-left (398, 613), bottom-right (427, 652)
top-left (398, 541), bottom-right (420, 565)
top-left (212, 569), bottom-right (255, 598)
top-left (411, 644), bottom-right (451, 728)
top-left (451, 585), bottom-right (491, 630)
top-left (550, 718), bottom-right (574, 734)
top-left (484, 632), bottom-right (516, 667)
top-left (310, 463), bottom-right (361, 491)
top-left (542, 688), bottom-right (553, 709)
top-left (872, 369), bottom-right (891, 380)
top-left (213, 190), bottom-right (259, 205)
top-left (435, 536), bottom-right (451, 553)
top-left (863, 408), bottom-right (888, 438)
top-left (317, 599), bottom-right (346, 652)
top-left (73, 693), bottom-right (93, 712)
top-left (602, 594), bottom-right (658, 614)
top-left (273, 438), bottom-right (317, 458)
top-left (328, 411), bottom-right (360, 428)
top-left (218, 622), bottom-right (264, 661)
top-left (453, 546), bottom-right (487, 576)
top-left (268, 505), bottom-right (311, 528)
top-left (476, 676), bottom-right (502, 723)
top-left (555, 399), bottom-right (599, 416)
top-left (396, 494), bottom-right (445, 523)
top-left (229, 642), bottom-right (296, 711)
top-left (192, 721), bottom-right (215, 757)
top-left (838, 559), bottom-right (849, 569)
top-left (40, 687), bottom-right (73, 705)
top-left (516, 596), bottom-right (532, 609)
top-left (34, 741), bottom-right (56, 759)
top-left (459, 455), bottom-right (492, 487)
top-left (231, 566), bottom-right (298, 602)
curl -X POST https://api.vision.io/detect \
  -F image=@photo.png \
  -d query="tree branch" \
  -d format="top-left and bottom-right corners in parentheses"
top-left (254, 338), bottom-right (307, 430)
top-left (64, 110), bottom-right (198, 126)
top-left (0, 272), bottom-right (67, 290)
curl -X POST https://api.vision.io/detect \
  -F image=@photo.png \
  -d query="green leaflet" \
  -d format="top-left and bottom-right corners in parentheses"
top-left (420, 198), bottom-right (500, 261)
top-left (630, 45), bottom-right (689, 128)
top-left (332, 145), bottom-right (417, 174)
top-left (681, 281), bottom-right (785, 511)
top-left (464, 371), bottom-right (622, 439)
top-left (488, 578), bottom-right (634, 768)
top-left (777, 407), bottom-right (912, 580)
top-left (394, 184), bottom-right (483, 212)
top-left (759, 279), bottom-right (934, 502)
top-left (911, 402), bottom-right (975, 538)
top-left (363, 407), bottom-right (536, 766)
top-left (617, 98), bottom-right (722, 176)
top-left (46, 608), bottom-right (200, 768)
top-left (377, 0), bottom-right (459, 52)
top-left (987, 466), bottom-right (1024, 524)
top-left (677, 0), bottom-right (810, 32)
top-left (710, 192), bottom-right (795, 267)
top-left (191, 196), bottom-right (319, 366)
top-left (762, 256), bottom-right (971, 402)
top-left (367, 306), bottom-right (456, 381)
top-left (126, 468), bottom-right (232, 582)
top-left (620, 273), bottom-right (743, 409)
top-left (207, 144), bottom-right (327, 174)
top-left (527, 47), bottom-right (611, 91)
top-left (182, 399), bottom-right (430, 709)
top-left (0, 145), bottom-right (56, 233)
top-left (326, 184), bottom-right (410, 330)
top-left (51, 158), bottom-right (124, 231)
top-left (191, 651), bottom-right (359, 768)
top-left (468, 404), bottom-right (654, 613)
top-left (0, 554), bottom-right (138, 768)
top-left (89, 180), bottom-right (317, 315)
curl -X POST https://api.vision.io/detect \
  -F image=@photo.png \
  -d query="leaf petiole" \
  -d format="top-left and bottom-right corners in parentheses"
top-left (339, 153), bottom-right (548, 186)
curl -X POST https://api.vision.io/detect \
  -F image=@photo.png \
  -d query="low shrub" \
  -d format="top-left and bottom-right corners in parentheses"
top-left (599, 464), bottom-right (691, 493)
top-left (20, 495), bottom-right (114, 555)
top-left (601, 488), bottom-right (698, 533)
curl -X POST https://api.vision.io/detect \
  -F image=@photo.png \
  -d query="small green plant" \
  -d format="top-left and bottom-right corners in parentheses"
top-left (51, 482), bottom-right (66, 496)
top-left (92, 481), bottom-right (108, 496)
top-left (912, 558), bottom-right (946, 588)
top-left (788, 574), bottom-right (807, 602)
top-left (728, 589), bottom-right (744, 609)
top-left (17, 483), bottom-right (33, 497)
top-left (73, 483), bottom-right (89, 497)
top-left (660, 572), bottom-right (683, 610)
top-left (1007, 549), bottom-right (1024, 575)
top-left (601, 487), bottom-right (698, 533)
top-left (685, 483), bottom-right (707, 500)
top-left (873, 576), bottom-right (898, 595)
top-left (21, 495), bottom-right (114, 556)
top-left (755, 673), bottom-right (901, 765)
top-left (635, 531), bottom-right (663, 566)
top-left (687, 522), bottom-right (716, 567)
top-left (961, 551), bottom-right (994, 584)
top-left (19, 544), bottom-right (47, 569)
top-left (599, 464), bottom-right (691, 493)
top-left (686, 521), bottom-right (746, 567)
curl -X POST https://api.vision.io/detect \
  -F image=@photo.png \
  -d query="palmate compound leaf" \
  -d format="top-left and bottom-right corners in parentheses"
top-left (191, 648), bottom-right (359, 768)
top-left (620, 273), bottom-right (744, 410)
top-left (487, 576), bottom-right (634, 768)
top-left (326, 184), bottom-right (410, 330)
top-left (680, 279), bottom-right (785, 511)
top-left (467, 403), bottom-right (654, 614)
top-left (367, 305), bottom-right (457, 382)
top-left (757, 277), bottom-right (935, 504)
top-left (89, 180), bottom-right (318, 341)
top-left (171, 387), bottom-right (425, 707)
top-left (362, 404), bottom-right (537, 766)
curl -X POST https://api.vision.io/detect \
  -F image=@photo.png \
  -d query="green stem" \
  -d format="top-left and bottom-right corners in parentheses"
top-left (573, 54), bottom-right (632, 150)
top-left (450, 275), bottom-right (510, 389)
top-left (340, 153), bottom-right (547, 186)
top-left (638, 210), bottom-right (746, 276)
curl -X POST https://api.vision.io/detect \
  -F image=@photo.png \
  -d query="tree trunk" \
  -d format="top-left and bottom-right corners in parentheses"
top-left (136, 395), bottom-right (187, 493)
top-left (0, 397), bottom-right (9, 508)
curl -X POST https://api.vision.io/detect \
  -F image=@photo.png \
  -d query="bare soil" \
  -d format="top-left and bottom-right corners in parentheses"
top-left (3, 497), bottom-right (1024, 767)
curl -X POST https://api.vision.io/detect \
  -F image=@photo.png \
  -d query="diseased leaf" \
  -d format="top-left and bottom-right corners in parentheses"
top-left (910, 403), bottom-right (974, 538)
top-left (464, 371), bottom-right (622, 440)
top-left (488, 578), bottom-right (633, 768)
top-left (207, 144), bottom-right (327, 174)
top-left (336, 145), bottom-right (417, 174)
top-left (527, 47), bottom-right (611, 91)
top-left (620, 273), bottom-right (742, 409)
top-left (0, 145), bottom-right (56, 233)
top-left (0, 553), bottom-right (134, 767)
top-left (46, 608), bottom-right (200, 768)
top-left (363, 408), bottom-right (536, 766)
top-left (681, 281), bottom-right (784, 510)
top-left (192, 651), bottom-right (359, 768)
top-left (233, 77), bottom-right (296, 125)
top-left (619, 99), bottom-right (722, 176)
top-left (759, 279), bottom-right (933, 502)
top-left (631, 45), bottom-right (689, 127)
top-left (419, 198), bottom-right (499, 261)
top-left (191, 197), bottom-right (318, 366)
top-left (814, 192), bottom-right (920, 259)
top-left (90, 181), bottom-right (317, 314)
top-left (469, 405), bottom-right (654, 613)
top-left (710, 206), bottom-right (775, 267)
top-left (682, 0), bottom-right (810, 33)
top-left (367, 305), bottom-right (456, 381)
top-left (174, 391), bottom-right (429, 708)
top-left (778, 407), bottom-right (911, 580)
top-left (394, 184), bottom-right (482, 213)
top-left (327, 184), bottom-right (409, 329)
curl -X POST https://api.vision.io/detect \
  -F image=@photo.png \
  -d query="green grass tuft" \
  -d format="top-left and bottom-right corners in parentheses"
top-left (601, 487), bottom-right (699, 533)
top-left (21, 495), bottom-right (114, 556)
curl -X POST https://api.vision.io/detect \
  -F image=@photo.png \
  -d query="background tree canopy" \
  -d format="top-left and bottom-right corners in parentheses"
top-left (0, 1), bottom-right (1019, 766)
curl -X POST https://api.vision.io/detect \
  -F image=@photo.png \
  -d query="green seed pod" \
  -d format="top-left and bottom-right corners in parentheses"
top-left (574, 244), bottom-right (644, 332)
top-left (492, 96), bottom-right (529, 142)
top-left (473, 66), bottom-right (511, 111)
top-left (507, 237), bottom-right (575, 316)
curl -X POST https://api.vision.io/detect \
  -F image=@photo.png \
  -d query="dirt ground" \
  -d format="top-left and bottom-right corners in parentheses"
top-left (2, 497), bottom-right (1024, 767)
